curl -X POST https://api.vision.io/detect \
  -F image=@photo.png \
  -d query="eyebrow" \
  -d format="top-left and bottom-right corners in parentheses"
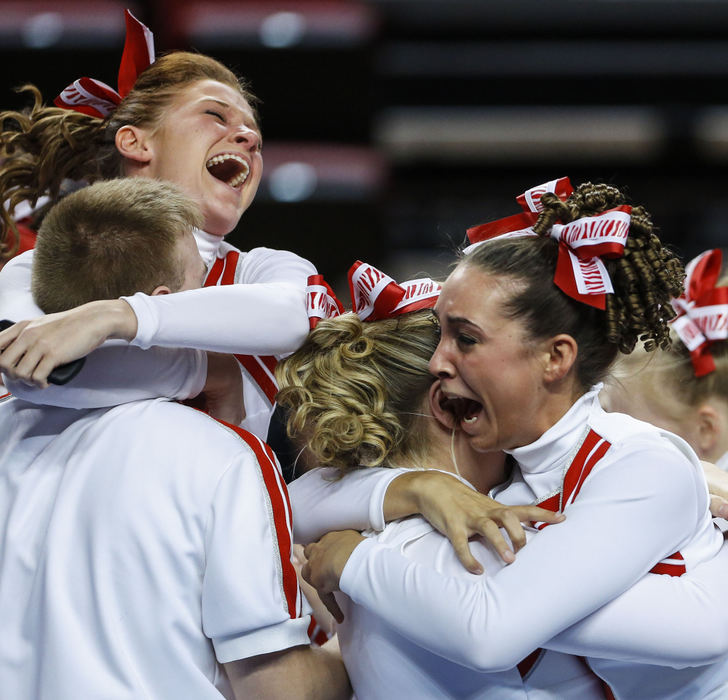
top-left (201, 98), bottom-right (260, 129)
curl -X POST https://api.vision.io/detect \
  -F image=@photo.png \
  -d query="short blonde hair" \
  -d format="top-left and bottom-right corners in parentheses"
top-left (32, 178), bottom-right (203, 313)
top-left (276, 311), bottom-right (440, 475)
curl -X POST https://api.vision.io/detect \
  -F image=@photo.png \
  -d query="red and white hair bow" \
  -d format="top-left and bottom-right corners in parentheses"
top-left (348, 261), bottom-right (441, 321)
top-left (54, 10), bottom-right (155, 118)
top-left (304, 263), bottom-right (441, 329)
top-left (671, 249), bottom-right (728, 377)
top-left (306, 274), bottom-right (345, 329)
top-left (465, 177), bottom-right (630, 310)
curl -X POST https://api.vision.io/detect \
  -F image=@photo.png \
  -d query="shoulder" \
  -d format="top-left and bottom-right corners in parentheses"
top-left (589, 402), bottom-right (699, 467)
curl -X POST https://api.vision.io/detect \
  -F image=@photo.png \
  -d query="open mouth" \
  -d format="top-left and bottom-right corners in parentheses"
top-left (430, 382), bottom-right (483, 430)
top-left (206, 153), bottom-right (250, 189)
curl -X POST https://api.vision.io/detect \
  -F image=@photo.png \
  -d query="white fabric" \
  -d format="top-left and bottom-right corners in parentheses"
top-left (0, 395), bottom-right (310, 700)
top-left (338, 516), bottom-right (728, 699)
top-left (0, 232), bottom-right (315, 440)
top-left (292, 389), bottom-right (728, 697)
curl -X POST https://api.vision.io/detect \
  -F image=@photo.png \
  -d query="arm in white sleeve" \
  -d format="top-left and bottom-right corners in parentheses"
top-left (0, 251), bottom-right (40, 320)
top-left (289, 467), bottom-right (409, 545)
top-left (339, 449), bottom-right (700, 672)
top-left (125, 248), bottom-right (316, 354)
top-left (545, 541), bottom-right (728, 668)
top-left (4, 341), bottom-right (206, 408)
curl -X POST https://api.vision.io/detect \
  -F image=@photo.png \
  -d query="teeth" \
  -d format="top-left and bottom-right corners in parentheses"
top-left (205, 153), bottom-right (250, 188)
top-left (463, 416), bottom-right (478, 424)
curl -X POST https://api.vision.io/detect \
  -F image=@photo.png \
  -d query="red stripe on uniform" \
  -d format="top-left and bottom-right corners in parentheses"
top-left (215, 419), bottom-right (300, 617)
top-left (571, 439), bottom-right (610, 503)
top-left (221, 250), bottom-right (240, 286)
top-left (650, 552), bottom-right (686, 576)
top-left (563, 430), bottom-right (610, 505)
top-left (204, 256), bottom-right (225, 287)
top-left (235, 354), bottom-right (279, 405)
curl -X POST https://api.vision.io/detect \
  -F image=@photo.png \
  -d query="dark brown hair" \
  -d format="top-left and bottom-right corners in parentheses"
top-left (463, 182), bottom-right (685, 390)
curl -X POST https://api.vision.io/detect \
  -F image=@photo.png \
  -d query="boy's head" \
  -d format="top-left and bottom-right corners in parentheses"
top-left (32, 178), bottom-right (206, 313)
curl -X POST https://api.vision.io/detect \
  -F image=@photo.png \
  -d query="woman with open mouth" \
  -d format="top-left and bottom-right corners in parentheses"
top-left (290, 181), bottom-right (728, 698)
top-left (0, 10), bottom-right (313, 439)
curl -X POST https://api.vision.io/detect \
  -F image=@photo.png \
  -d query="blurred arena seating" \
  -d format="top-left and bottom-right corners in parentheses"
top-left (4, 0), bottom-right (728, 293)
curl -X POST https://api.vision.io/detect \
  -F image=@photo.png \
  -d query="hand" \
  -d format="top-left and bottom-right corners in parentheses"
top-left (303, 530), bottom-right (365, 623)
top-left (710, 495), bottom-right (728, 520)
top-left (384, 470), bottom-right (565, 573)
top-left (702, 460), bottom-right (728, 502)
top-left (0, 299), bottom-right (136, 387)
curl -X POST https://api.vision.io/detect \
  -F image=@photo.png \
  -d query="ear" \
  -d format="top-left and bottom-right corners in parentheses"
top-left (150, 285), bottom-right (172, 296)
top-left (696, 403), bottom-right (721, 458)
top-left (115, 125), bottom-right (154, 165)
top-left (542, 333), bottom-right (578, 384)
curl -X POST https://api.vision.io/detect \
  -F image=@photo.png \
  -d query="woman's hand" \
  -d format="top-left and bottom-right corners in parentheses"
top-left (703, 460), bottom-right (728, 502)
top-left (384, 470), bottom-right (565, 573)
top-left (303, 530), bottom-right (365, 623)
top-left (0, 299), bottom-right (136, 387)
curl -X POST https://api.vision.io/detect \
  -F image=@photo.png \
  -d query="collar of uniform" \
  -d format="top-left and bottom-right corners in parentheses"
top-left (192, 228), bottom-right (223, 268)
top-left (505, 385), bottom-right (603, 477)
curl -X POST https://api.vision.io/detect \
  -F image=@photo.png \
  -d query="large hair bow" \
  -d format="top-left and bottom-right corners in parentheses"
top-left (306, 262), bottom-right (441, 329)
top-left (464, 176), bottom-right (630, 310)
top-left (671, 249), bottom-right (728, 377)
top-left (54, 10), bottom-right (155, 118)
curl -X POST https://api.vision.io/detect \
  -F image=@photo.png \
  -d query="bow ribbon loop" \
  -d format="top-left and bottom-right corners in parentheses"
top-left (306, 275), bottom-right (344, 329)
top-left (348, 261), bottom-right (440, 321)
top-left (516, 176), bottom-right (574, 214)
top-left (54, 10), bottom-right (155, 118)
top-left (671, 249), bottom-right (728, 377)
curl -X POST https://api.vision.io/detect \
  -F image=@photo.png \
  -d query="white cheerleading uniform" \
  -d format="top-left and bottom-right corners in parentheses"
top-left (0, 394), bottom-right (310, 700)
top-left (0, 229), bottom-right (315, 439)
top-left (289, 388), bottom-right (728, 699)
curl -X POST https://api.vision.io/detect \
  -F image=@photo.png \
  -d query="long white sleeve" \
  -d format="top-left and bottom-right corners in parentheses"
top-left (339, 448), bottom-right (705, 672)
top-left (0, 252), bottom-right (206, 407)
top-left (546, 540), bottom-right (728, 667)
top-left (5, 342), bottom-right (207, 407)
top-left (125, 247), bottom-right (315, 354)
top-left (289, 467), bottom-right (409, 544)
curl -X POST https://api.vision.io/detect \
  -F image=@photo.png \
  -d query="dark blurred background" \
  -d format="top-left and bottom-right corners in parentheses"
top-left (5, 0), bottom-right (728, 296)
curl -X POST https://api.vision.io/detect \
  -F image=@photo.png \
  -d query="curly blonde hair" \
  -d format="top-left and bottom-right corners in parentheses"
top-left (464, 181), bottom-right (685, 389)
top-left (275, 311), bottom-right (440, 475)
top-left (0, 51), bottom-right (257, 261)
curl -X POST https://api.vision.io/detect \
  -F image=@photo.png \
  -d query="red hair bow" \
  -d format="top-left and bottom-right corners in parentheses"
top-left (54, 10), bottom-right (154, 118)
top-left (304, 263), bottom-right (441, 329)
top-left (671, 249), bottom-right (728, 377)
top-left (465, 177), bottom-right (630, 310)
top-left (348, 261), bottom-right (441, 321)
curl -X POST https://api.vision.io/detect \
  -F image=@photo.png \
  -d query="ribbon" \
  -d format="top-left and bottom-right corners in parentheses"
top-left (516, 176), bottom-right (574, 214)
top-left (348, 261), bottom-right (441, 322)
top-left (670, 249), bottom-right (728, 377)
top-left (305, 264), bottom-right (441, 329)
top-left (549, 205), bottom-right (631, 310)
top-left (54, 10), bottom-right (155, 118)
top-left (306, 275), bottom-right (344, 330)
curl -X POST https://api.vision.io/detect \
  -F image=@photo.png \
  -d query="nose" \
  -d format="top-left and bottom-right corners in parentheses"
top-left (429, 342), bottom-right (454, 379)
top-left (231, 124), bottom-right (261, 151)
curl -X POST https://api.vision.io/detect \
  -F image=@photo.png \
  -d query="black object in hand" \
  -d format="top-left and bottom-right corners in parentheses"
top-left (0, 319), bottom-right (86, 385)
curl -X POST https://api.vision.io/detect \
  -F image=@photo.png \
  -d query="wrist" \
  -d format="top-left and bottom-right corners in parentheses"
top-left (383, 470), bottom-right (432, 520)
top-left (108, 299), bottom-right (138, 341)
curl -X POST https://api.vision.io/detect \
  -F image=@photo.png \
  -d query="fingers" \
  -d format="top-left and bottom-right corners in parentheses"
top-left (449, 532), bottom-right (485, 574)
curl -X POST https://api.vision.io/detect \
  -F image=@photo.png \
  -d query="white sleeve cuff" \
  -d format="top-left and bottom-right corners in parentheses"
top-left (122, 292), bottom-right (158, 350)
top-left (213, 615), bottom-right (312, 663)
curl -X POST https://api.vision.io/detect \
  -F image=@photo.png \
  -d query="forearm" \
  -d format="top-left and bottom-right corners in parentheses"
top-left (289, 466), bottom-right (407, 544)
top-left (125, 282), bottom-right (310, 354)
top-left (226, 645), bottom-right (351, 700)
top-left (5, 342), bottom-right (205, 407)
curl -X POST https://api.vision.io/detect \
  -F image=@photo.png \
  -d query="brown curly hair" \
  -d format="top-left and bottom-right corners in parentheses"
top-left (275, 311), bottom-right (440, 475)
top-left (463, 181), bottom-right (685, 390)
top-left (0, 51), bottom-right (257, 261)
